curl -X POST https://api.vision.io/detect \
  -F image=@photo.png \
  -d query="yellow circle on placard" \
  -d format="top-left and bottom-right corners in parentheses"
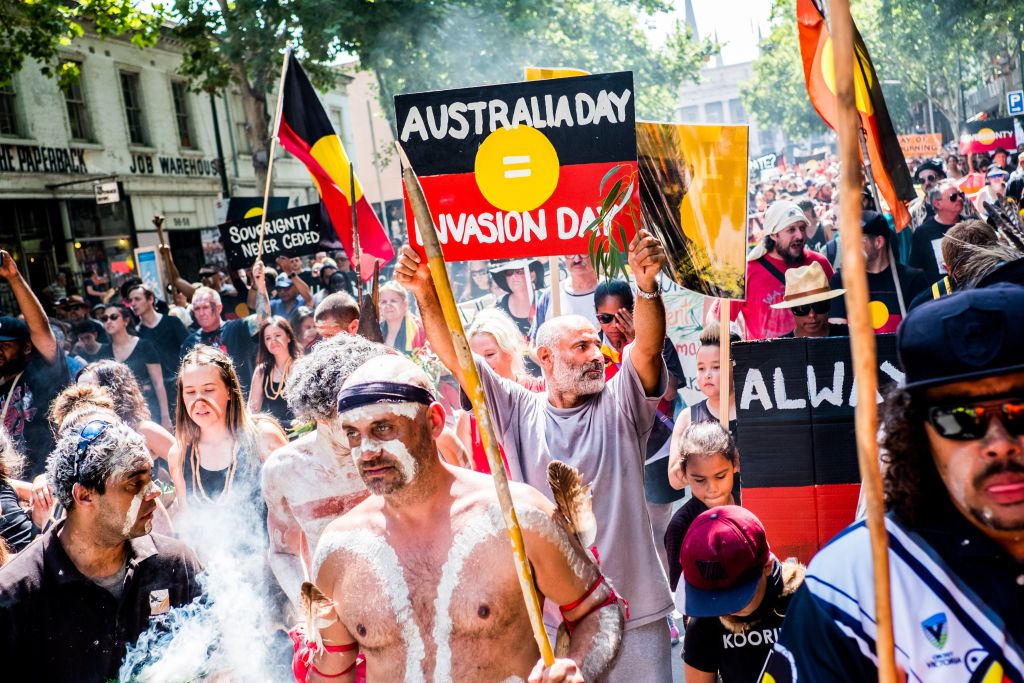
top-left (474, 125), bottom-right (559, 212)
top-left (819, 37), bottom-right (874, 116)
top-left (869, 300), bottom-right (890, 330)
top-left (244, 207), bottom-right (263, 219)
top-left (976, 128), bottom-right (997, 146)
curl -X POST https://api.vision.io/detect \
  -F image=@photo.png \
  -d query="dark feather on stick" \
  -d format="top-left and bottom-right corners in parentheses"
top-left (546, 461), bottom-right (597, 549)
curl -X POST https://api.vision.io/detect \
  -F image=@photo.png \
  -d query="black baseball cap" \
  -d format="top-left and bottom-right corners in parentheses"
top-left (898, 284), bottom-right (1024, 391)
top-left (861, 210), bottom-right (891, 242)
top-left (0, 317), bottom-right (29, 343)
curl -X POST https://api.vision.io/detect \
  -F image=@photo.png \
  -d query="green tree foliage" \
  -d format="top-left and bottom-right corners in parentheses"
top-left (169, 0), bottom-right (716, 188)
top-left (0, 0), bottom-right (163, 88)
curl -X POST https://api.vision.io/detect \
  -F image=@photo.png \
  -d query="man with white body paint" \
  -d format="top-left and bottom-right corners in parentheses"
top-left (0, 420), bottom-right (203, 682)
top-left (397, 228), bottom-right (675, 682)
top-left (262, 334), bottom-right (394, 608)
top-left (306, 355), bottom-right (624, 682)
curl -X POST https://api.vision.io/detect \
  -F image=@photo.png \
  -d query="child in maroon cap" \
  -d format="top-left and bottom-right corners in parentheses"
top-left (680, 506), bottom-right (805, 683)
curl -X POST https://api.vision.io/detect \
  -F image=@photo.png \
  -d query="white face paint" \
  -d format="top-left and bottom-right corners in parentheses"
top-left (433, 506), bottom-right (504, 681)
top-left (122, 489), bottom-right (146, 536)
top-left (313, 529), bottom-right (426, 683)
top-left (350, 437), bottom-right (418, 482)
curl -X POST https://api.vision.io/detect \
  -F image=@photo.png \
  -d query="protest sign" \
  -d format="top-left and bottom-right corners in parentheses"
top-left (959, 116), bottom-right (1019, 154)
top-left (394, 72), bottom-right (638, 262)
top-left (638, 122), bottom-right (748, 299)
top-left (897, 133), bottom-right (942, 158)
top-left (748, 151), bottom-right (781, 173)
top-left (733, 334), bottom-right (902, 562)
top-left (218, 204), bottom-right (323, 269)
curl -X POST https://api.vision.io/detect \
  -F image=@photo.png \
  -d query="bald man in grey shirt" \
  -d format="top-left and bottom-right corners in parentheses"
top-left (396, 229), bottom-right (674, 682)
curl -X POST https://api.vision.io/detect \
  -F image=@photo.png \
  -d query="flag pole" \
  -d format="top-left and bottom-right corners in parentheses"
top-left (718, 299), bottom-right (730, 428)
top-left (396, 141), bottom-right (555, 667)
top-left (350, 162), bottom-right (364, 300)
top-left (257, 47), bottom-right (291, 262)
top-left (830, 2), bottom-right (897, 681)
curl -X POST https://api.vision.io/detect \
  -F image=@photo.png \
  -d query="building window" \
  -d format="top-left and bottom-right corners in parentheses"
top-left (678, 104), bottom-right (699, 122)
top-left (230, 91), bottom-right (251, 154)
top-left (330, 106), bottom-right (345, 139)
top-left (171, 81), bottom-right (194, 148)
top-left (0, 83), bottom-right (19, 137)
top-left (704, 101), bottom-right (724, 123)
top-left (63, 64), bottom-right (92, 141)
top-left (120, 71), bottom-right (147, 145)
top-left (728, 98), bottom-right (746, 123)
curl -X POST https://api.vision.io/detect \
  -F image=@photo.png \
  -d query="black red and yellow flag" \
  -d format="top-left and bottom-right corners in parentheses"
top-left (278, 54), bottom-right (393, 278)
top-left (797, 0), bottom-right (915, 229)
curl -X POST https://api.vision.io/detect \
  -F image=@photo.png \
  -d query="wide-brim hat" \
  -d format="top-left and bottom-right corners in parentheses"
top-left (490, 259), bottom-right (542, 293)
top-left (913, 159), bottom-right (945, 182)
top-left (771, 261), bottom-right (845, 309)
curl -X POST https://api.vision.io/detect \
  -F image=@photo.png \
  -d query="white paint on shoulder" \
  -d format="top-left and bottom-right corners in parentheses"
top-left (515, 503), bottom-right (592, 581)
top-left (432, 505), bottom-right (504, 681)
top-left (312, 528), bottom-right (426, 683)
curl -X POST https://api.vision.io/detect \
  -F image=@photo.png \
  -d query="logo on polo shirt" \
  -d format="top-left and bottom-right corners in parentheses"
top-left (922, 612), bottom-right (948, 649)
top-left (149, 589), bottom-right (170, 617)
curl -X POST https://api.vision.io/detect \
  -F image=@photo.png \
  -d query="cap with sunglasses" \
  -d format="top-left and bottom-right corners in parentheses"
top-left (898, 284), bottom-right (1024, 391)
top-left (770, 261), bottom-right (845, 311)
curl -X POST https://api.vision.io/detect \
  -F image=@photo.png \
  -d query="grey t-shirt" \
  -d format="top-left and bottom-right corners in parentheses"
top-left (475, 345), bottom-right (673, 629)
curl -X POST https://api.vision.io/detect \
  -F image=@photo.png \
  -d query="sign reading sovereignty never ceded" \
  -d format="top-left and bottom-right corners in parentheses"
top-left (394, 72), bottom-right (638, 261)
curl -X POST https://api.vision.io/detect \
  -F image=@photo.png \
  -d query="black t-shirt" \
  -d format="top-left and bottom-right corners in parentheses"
top-left (136, 314), bottom-right (188, 387)
top-left (664, 496), bottom-right (708, 590)
top-left (180, 319), bottom-right (258, 393)
top-left (497, 293), bottom-right (533, 337)
top-left (829, 263), bottom-right (929, 333)
top-left (99, 338), bottom-right (162, 418)
top-left (908, 216), bottom-right (956, 281)
top-left (683, 562), bottom-right (792, 682)
top-left (0, 526), bottom-right (203, 683)
top-left (0, 347), bottom-right (70, 477)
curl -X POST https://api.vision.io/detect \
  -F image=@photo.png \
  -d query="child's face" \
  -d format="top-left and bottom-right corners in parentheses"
top-left (684, 452), bottom-right (738, 508)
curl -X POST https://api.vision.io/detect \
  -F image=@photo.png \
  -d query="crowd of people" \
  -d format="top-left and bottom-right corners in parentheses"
top-left (0, 138), bottom-right (1021, 682)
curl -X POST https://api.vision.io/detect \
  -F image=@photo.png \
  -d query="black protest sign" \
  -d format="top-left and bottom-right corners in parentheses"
top-left (733, 334), bottom-right (901, 487)
top-left (749, 152), bottom-right (781, 173)
top-left (219, 204), bottom-right (323, 269)
top-left (394, 71), bottom-right (638, 261)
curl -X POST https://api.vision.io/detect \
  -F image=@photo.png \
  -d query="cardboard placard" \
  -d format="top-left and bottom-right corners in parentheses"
top-left (897, 133), bottom-right (943, 158)
top-left (218, 204), bottom-right (323, 269)
top-left (733, 334), bottom-right (902, 562)
top-left (394, 72), bottom-right (638, 261)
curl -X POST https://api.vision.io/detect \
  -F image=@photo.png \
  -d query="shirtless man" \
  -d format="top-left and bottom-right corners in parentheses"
top-left (307, 355), bottom-right (624, 682)
top-left (262, 334), bottom-right (394, 607)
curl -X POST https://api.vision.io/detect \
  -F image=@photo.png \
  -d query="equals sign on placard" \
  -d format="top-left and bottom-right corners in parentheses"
top-left (503, 156), bottom-right (531, 178)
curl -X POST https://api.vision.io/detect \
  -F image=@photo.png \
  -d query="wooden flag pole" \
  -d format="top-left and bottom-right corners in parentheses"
top-left (396, 142), bottom-right (555, 667)
top-left (257, 47), bottom-right (291, 262)
top-left (718, 299), bottom-right (730, 428)
top-left (549, 256), bottom-right (562, 317)
top-left (350, 162), bottom-right (364, 301)
top-left (830, 2), bottom-right (897, 681)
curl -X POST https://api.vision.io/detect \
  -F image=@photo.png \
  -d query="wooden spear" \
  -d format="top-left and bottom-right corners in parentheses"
top-left (396, 141), bottom-right (555, 666)
top-left (830, 1), bottom-right (898, 680)
top-left (257, 47), bottom-right (291, 262)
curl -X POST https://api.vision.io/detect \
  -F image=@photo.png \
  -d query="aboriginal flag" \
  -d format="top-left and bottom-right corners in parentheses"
top-left (797, 0), bottom-right (915, 229)
top-left (278, 54), bottom-right (394, 279)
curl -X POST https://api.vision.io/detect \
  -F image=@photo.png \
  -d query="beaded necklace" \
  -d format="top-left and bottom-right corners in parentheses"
top-left (263, 358), bottom-right (292, 401)
top-left (189, 439), bottom-right (238, 504)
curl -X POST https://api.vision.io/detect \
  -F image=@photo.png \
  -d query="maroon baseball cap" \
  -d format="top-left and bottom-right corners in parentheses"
top-left (681, 505), bottom-right (771, 617)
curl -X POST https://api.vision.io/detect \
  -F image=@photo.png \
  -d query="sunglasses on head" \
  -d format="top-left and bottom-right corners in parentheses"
top-left (596, 312), bottom-right (616, 324)
top-left (926, 395), bottom-right (1024, 440)
top-left (74, 419), bottom-right (111, 478)
top-left (791, 300), bottom-right (831, 316)
top-left (101, 314), bottom-right (121, 322)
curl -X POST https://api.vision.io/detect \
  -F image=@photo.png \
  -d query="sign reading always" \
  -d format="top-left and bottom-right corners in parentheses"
top-left (897, 133), bottom-right (943, 158)
top-left (94, 181), bottom-right (120, 205)
top-left (959, 117), bottom-right (1019, 154)
top-left (733, 334), bottom-right (902, 562)
top-left (394, 72), bottom-right (638, 261)
top-left (0, 143), bottom-right (88, 174)
top-left (218, 204), bottom-right (323, 269)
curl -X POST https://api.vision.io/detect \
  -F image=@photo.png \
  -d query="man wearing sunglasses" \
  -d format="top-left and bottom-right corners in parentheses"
top-left (762, 284), bottom-right (1024, 682)
top-left (0, 419), bottom-right (203, 682)
top-left (772, 262), bottom-right (848, 338)
top-left (908, 159), bottom-right (945, 230)
top-left (910, 179), bottom-right (967, 281)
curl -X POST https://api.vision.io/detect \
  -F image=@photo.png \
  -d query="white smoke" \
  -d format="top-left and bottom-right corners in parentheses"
top-left (119, 491), bottom-right (290, 682)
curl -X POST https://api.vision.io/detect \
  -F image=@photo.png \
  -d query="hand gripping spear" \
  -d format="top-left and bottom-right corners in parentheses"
top-left (396, 141), bottom-right (555, 667)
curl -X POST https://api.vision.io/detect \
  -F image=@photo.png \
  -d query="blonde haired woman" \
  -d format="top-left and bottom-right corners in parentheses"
top-left (169, 346), bottom-right (287, 510)
top-left (379, 280), bottom-right (425, 355)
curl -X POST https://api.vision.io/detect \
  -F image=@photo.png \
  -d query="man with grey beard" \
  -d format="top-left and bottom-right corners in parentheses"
top-left (396, 228), bottom-right (675, 682)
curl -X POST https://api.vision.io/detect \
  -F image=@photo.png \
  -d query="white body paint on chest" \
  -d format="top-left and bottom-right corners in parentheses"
top-left (313, 529), bottom-right (426, 683)
top-left (432, 505), bottom-right (504, 681)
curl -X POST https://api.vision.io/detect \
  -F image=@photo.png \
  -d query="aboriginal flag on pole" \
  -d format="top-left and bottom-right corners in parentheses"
top-left (278, 53), bottom-right (394, 278)
top-left (797, 0), bottom-right (915, 229)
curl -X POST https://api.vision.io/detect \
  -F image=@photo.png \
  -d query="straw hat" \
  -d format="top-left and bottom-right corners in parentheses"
top-left (770, 261), bottom-right (845, 309)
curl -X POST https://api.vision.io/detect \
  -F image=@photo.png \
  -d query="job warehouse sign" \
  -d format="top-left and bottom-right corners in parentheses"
top-left (394, 72), bottom-right (638, 261)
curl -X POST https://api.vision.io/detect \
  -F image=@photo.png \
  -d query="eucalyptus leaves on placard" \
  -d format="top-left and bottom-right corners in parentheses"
top-left (582, 164), bottom-right (641, 282)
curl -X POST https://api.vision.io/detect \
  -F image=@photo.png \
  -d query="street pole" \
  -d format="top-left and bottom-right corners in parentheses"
top-left (366, 100), bottom-right (387, 226)
top-left (209, 93), bottom-right (231, 197)
top-left (925, 72), bottom-right (936, 135)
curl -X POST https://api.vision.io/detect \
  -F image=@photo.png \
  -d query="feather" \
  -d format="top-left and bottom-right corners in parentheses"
top-left (356, 261), bottom-right (384, 343)
top-left (300, 581), bottom-right (338, 652)
top-left (547, 460), bottom-right (597, 548)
